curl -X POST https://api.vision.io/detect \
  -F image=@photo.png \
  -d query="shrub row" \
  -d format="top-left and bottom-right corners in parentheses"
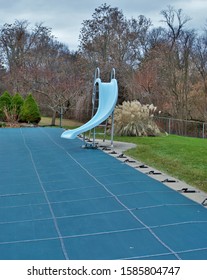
top-left (0, 92), bottom-right (41, 124)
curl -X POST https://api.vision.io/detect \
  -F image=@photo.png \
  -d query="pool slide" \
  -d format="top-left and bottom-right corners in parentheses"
top-left (61, 77), bottom-right (118, 140)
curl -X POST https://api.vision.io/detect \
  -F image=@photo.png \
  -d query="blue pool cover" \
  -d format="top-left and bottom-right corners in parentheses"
top-left (0, 127), bottom-right (207, 260)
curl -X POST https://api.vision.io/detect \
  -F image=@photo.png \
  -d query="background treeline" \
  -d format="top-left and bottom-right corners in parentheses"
top-left (0, 4), bottom-right (207, 125)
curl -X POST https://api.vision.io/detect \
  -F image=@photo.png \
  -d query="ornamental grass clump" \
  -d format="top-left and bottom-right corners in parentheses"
top-left (114, 100), bottom-right (160, 136)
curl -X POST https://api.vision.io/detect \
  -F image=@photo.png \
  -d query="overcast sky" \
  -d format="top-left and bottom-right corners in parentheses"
top-left (0, 0), bottom-right (206, 51)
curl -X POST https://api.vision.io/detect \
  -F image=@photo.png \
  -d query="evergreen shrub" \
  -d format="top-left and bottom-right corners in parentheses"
top-left (19, 93), bottom-right (41, 124)
top-left (11, 93), bottom-right (24, 121)
top-left (0, 91), bottom-right (12, 121)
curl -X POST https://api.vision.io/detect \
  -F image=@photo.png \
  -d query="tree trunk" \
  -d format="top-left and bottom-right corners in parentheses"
top-left (51, 111), bottom-right (56, 126)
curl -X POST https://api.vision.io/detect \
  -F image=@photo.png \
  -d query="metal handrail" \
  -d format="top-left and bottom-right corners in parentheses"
top-left (94, 67), bottom-right (100, 79)
top-left (111, 68), bottom-right (115, 80)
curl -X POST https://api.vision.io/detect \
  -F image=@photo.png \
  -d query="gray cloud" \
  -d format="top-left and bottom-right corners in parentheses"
top-left (0, 0), bottom-right (206, 50)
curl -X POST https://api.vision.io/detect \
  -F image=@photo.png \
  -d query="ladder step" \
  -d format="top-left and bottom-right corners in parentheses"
top-left (98, 124), bottom-right (107, 127)
top-left (93, 132), bottom-right (105, 135)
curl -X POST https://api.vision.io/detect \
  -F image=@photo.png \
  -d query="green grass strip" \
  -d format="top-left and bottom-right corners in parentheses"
top-left (114, 134), bottom-right (207, 192)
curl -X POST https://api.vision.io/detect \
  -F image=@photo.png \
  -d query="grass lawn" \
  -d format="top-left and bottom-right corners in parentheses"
top-left (39, 116), bottom-right (82, 127)
top-left (113, 134), bottom-right (207, 192)
top-left (39, 117), bottom-right (207, 192)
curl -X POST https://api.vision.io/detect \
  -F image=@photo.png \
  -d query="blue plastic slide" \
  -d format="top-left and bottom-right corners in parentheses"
top-left (61, 77), bottom-right (118, 139)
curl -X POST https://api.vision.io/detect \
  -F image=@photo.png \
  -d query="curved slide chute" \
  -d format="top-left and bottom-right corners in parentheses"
top-left (61, 77), bottom-right (118, 140)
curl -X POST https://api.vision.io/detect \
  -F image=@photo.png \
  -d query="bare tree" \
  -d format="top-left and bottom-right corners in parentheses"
top-left (0, 21), bottom-right (86, 125)
top-left (160, 6), bottom-right (191, 48)
top-left (0, 21), bottom-right (54, 93)
top-left (159, 6), bottom-right (195, 121)
top-left (79, 3), bottom-right (152, 100)
top-left (29, 43), bottom-right (84, 125)
top-left (192, 31), bottom-right (207, 121)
